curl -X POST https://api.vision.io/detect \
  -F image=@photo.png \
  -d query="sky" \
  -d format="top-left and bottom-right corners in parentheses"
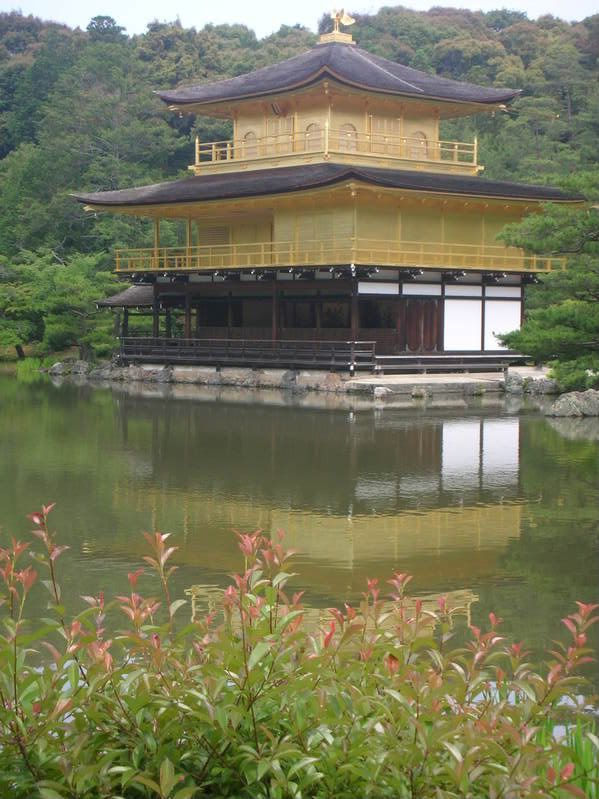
top-left (2, 0), bottom-right (596, 38)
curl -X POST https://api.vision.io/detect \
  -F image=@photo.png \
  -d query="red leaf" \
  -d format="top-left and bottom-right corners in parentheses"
top-left (323, 621), bottom-right (335, 648)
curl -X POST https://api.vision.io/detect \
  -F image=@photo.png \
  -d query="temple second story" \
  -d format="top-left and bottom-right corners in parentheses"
top-left (157, 27), bottom-right (519, 177)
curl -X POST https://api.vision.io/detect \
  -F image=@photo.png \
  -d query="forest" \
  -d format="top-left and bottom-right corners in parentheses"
top-left (0, 7), bottom-right (598, 385)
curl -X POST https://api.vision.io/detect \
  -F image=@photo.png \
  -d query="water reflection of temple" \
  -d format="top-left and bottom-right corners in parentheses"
top-left (186, 584), bottom-right (478, 628)
top-left (103, 400), bottom-right (523, 602)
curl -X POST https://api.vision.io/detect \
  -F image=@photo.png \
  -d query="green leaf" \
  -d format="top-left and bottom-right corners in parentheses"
top-left (276, 610), bottom-right (304, 632)
top-left (512, 680), bottom-right (538, 703)
top-left (133, 774), bottom-right (162, 794)
top-left (444, 742), bottom-right (463, 763)
top-left (272, 571), bottom-right (298, 588)
top-left (288, 756), bottom-right (319, 777)
top-left (169, 599), bottom-right (187, 617)
top-left (256, 760), bottom-right (270, 780)
top-left (586, 731), bottom-right (599, 749)
top-left (247, 641), bottom-right (271, 671)
top-left (39, 790), bottom-right (66, 799)
top-left (160, 757), bottom-right (177, 797)
top-left (173, 788), bottom-right (199, 799)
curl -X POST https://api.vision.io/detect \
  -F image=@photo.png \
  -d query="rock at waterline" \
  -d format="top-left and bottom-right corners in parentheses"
top-left (48, 361), bottom-right (67, 375)
top-left (545, 389), bottom-right (599, 417)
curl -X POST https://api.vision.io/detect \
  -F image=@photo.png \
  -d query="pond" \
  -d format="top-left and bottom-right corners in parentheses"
top-left (0, 375), bottom-right (598, 686)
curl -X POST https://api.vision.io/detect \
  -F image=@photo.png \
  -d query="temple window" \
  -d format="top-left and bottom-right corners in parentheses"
top-left (305, 123), bottom-right (322, 151)
top-left (408, 131), bottom-right (428, 160)
top-left (338, 123), bottom-right (358, 152)
top-left (242, 131), bottom-right (258, 158)
top-left (197, 224), bottom-right (230, 246)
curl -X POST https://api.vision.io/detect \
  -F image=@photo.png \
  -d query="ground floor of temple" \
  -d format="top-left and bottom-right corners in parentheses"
top-left (101, 268), bottom-right (528, 372)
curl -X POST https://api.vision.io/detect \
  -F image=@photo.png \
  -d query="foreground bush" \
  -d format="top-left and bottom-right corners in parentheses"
top-left (0, 506), bottom-right (598, 798)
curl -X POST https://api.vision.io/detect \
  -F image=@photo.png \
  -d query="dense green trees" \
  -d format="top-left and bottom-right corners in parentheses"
top-left (0, 8), bottom-right (597, 366)
top-left (500, 197), bottom-right (599, 389)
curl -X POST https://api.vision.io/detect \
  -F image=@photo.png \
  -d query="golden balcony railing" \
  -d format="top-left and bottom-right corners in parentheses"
top-left (191, 128), bottom-right (478, 171)
top-left (115, 238), bottom-right (565, 274)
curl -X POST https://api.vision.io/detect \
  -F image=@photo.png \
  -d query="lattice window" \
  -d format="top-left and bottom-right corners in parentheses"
top-left (197, 224), bottom-right (231, 246)
top-left (305, 123), bottom-right (323, 151)
top-left (242, 131), bottom-right (258, 158)
top-left (407, 130), bottom-right (428, 160)
top-left (338, 123), bottom-right (357, 152)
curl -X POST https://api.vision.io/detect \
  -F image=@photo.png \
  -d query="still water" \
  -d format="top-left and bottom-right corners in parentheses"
top-left (0, 375), bottom-right (598, 680)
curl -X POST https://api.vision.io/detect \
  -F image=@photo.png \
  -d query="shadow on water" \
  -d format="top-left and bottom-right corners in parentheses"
top-left (0, 375), bottom-right (597, 686)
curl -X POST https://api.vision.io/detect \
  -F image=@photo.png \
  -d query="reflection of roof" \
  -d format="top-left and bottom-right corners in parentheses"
top-left (74, 163), bottom-right (583, 208)
top-left (157, 41), bottom-right (519, 108)
top-left (96, 285), bottom-right (153, 307)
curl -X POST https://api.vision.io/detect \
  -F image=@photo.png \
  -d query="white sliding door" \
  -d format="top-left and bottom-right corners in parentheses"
top-left (483, 301), bottom-right (521, 351)
top-left (443, 299), bottom-right (482, 351)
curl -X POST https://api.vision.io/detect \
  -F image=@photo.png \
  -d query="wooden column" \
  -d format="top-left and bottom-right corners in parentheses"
top-left (350, 280), bottom-right (359, 340)
top-left (152, 297), bottom-right (160, 337)
top-left (184, 292), bottom-right (192, 338)
top-left (122, 308), bottom-right (129, 337)
top-left (315, 293), bottom-right (322, 339)
top-left (186, 218), bottom-right (193, 269)
top-left (227, 294), bottom-right (233, 337)
top-left (271, 283), bottom-right (278, 342)
top-left (153, 219), bottom-right (161, 269)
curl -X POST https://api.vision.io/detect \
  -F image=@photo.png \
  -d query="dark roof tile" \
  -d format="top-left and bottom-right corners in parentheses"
top-left (74, 163), bottom-right (583, 208)
top-left (96, 284), bottom-right (154, 307)
top-left (157, 42), bottom-right (519, 107)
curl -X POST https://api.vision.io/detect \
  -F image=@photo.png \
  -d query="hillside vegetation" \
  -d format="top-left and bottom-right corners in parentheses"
top-left (0, 8), bottom-right (597, 380)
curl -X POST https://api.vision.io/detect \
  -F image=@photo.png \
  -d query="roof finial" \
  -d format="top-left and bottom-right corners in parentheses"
top-left (319, 9), bottom-right (356, 45)
top-left (332, 9), bottom-right (355, 32)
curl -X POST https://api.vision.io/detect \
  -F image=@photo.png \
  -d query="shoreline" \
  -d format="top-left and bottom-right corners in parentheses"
top-left (40, 361), bottom-right (561, 414)
top-left (46, 360), bottom-right (559, 402)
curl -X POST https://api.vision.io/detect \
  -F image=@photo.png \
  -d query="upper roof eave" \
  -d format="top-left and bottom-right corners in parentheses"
top-left (160, 73), bottom-right (520, 117)
top-left (156, 41), bottom-right (520, 110)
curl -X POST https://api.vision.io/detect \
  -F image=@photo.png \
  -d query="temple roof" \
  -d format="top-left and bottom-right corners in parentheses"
top-left (74, 163), bottom-right (582, 208)
top-left (96, 284), bottom-right (154, 307)
top-left (156, 41), bottom-right (519, 108)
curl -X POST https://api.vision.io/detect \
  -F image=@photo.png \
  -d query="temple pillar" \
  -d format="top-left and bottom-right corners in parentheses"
top-left (227, 294), bottom-right (233, 337)
top-left (152, 291), bottom-right (160, 337)
top-left (271, 284), bottom-right (278, 342)
top-left (153, 218), bottom-right (161, 269)
top-left (350, 281), bottom-right (359, 340)
top-left (184, 293), bottom-right (192, 338)
top-left (186, 218), bottom-right (193, 268)
top-left (122, 308), bottom-right (129, 337)
top-left (315, 294), bottom-right (322, 339)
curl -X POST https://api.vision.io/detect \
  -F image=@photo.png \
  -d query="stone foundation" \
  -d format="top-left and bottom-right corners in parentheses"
top-left (45, 361), bottom-right (560, 400)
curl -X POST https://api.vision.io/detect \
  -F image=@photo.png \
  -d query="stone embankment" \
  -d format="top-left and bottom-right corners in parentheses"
top-left (46, 360), bottom-right (560, 401)
top-left (545, 389), bottom-right (599, 417)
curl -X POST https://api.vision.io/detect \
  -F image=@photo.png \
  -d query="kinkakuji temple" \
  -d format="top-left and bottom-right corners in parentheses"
top-left (75, 18), bottom-right (584, 373)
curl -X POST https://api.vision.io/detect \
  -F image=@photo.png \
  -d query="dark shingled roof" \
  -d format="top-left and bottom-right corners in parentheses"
top-left (156, 41), bottom-right (519, 108)
top-left (74, 163), bottom-right (583, 208)
top-left (97, 285), bottom-right (154, 307)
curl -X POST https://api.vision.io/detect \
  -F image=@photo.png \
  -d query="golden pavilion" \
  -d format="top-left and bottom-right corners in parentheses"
top-left (76, 21), bottom-right (583, 372)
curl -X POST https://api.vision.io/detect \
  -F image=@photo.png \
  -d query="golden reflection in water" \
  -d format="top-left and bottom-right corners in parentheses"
top-left (103, 414), bottom-right (524, 605)
top-left (186, 584), bottom-right (478, 629)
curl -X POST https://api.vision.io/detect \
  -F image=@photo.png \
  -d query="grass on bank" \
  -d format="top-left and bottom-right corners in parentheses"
top-left (0, 504), bottom-right (597, 798)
